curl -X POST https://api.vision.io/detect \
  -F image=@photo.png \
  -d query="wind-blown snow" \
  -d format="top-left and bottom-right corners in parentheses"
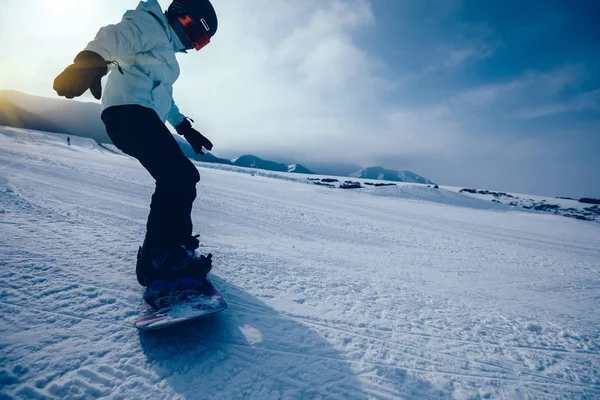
top-left (1, 127), bottom-right (599, 399)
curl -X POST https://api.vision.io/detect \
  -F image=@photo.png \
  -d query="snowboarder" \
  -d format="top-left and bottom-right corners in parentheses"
top-left (53, 0), bottom-right (217, 290)
top-left (67, 136), bottom-right (70, 146)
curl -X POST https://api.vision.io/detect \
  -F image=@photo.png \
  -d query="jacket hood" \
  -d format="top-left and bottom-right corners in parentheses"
top-left (134, 0), bottom-right (187, 53)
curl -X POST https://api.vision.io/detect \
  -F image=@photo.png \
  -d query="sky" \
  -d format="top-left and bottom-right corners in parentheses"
top-left (0, 0), bottom-right (599, 197)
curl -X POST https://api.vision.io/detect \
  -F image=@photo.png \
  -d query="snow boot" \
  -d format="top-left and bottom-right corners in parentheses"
top-left (136, 238), bottom-right (212, 290)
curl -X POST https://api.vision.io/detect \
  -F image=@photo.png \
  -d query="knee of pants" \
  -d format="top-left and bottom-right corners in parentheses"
top-left (155, 160), bottom-right (199, 197)
top-left (191, 166), bottom-right (200, 184)
top-left (178, 184), bottom-right (197, 205)
top-left (181, 159), bottom-right (200, 185)
top-left (168, 164), bottom-right (198, 197)
top-left (156, 181), bottom-right (197, 204)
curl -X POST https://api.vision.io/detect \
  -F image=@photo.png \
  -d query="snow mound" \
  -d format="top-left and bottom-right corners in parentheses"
top-left (367, 183), bottom-right (508, 210)
top-left (0, 126), bottom-right (111, 154)
top-left (98, 143), bottom-right (127, 156)
top-left (444, 186), bottom-right (600, 223)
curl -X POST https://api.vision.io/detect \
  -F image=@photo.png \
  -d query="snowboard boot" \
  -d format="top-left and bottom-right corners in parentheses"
top-left (136, 237), bottom-right (212, 291)
top-left (183, 234), bottom-right (201, 251)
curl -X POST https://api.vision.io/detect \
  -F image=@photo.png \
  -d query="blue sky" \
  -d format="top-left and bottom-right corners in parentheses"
top-left (1, 0), bottom-right (598, 197)
top-left (363, 0), bottom-right (600, 197)
top-left (371, 0), bottom-right (600, 92)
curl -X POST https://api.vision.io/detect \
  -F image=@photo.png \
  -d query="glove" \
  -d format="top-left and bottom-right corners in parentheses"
top-left (176, 118), bottom-right (213, 155)
top-left (53, 51), bottom-right (108, 100)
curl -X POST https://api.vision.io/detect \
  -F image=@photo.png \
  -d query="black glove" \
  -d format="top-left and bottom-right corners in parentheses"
top-left (176, 118), bottom-right (213, 155)
top-left (53, 51), bottom-right (108, 100)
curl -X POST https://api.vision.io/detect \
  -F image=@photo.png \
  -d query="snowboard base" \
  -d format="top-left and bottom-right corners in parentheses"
top-left (135, 279), bottom-right (227, 331)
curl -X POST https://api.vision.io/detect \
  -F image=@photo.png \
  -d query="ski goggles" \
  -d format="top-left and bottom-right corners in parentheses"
top-left (178, 15), bottom-right (211, 51)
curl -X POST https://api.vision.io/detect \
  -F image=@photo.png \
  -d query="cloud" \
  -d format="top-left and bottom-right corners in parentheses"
top-left (361, 63), bottom-right (598, 174)
top-left (518, 89), bottom-right (600, 119)
top-left (467, 64), bottom-right (582, 96)
top-left (376, 106), bottom-right (461, 158)
top-left (0, 0), bottom-right (548, 166)
top-left (440, 23), bottom-right (500, 68)
top-left (1, 0), bottom-right (598, 196)
top-left (0, 0), bottom-right (124, 96)
top-left (169, 0), bottom-right (512, 165)
top-left (172, 0), bottom-right (390, 161)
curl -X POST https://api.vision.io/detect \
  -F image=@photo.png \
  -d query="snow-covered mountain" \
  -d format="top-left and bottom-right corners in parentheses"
top-left (350, 166), bottom-right (434, 184)
top-left (232, 154), bottom-right (315, 174)
top-left (0, 92), bottom-right (65, 134)
top-left (287, 164), bottom-right (315, 174)
top-left (173, 135), bottom-right (233, 165)
top-left (0, 90), bottom-right (109, 143)
top-left (2, 126), bottom-right (599, 399)
top-left (302, 161), bottom-right (363, 177)
top-left (232, 154), bottom-right (288, 171)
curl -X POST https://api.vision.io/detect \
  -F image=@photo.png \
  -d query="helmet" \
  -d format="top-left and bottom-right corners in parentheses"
top-left (168, 0), bottom-right (218, 38)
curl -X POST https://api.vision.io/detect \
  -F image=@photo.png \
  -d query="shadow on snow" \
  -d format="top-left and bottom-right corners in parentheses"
top-left (139, 276), bottom-right (446, 399)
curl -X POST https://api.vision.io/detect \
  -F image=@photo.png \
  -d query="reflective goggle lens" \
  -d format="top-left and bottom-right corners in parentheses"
top-left (178, 15), bottom-right (211, 51)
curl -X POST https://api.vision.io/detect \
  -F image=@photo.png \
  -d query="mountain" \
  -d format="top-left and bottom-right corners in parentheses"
top-left (0, 90), bottom-right (109, 144)
top-left (232, 155), bottom-right (289, 172)
top-left (173, 135), bottom-right (232, 165)
top-left (195, 152), bottom-right (233, 165)
top-left (302, 161), bottom-right (363, 177)
top-left (231, 155), bottom-right (315, 174)
top-left (0, 91), bottom-right (232, 165)
top-left (350, 166), bottom-right (434, 184)
top-left (288, 164), bottom-right (315, 174)
top-left (0, 93), bottom-right (65, 134)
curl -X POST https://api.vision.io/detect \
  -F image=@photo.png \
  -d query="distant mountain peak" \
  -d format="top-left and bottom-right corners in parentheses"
top-left (231, 155), bottom-right (315, 174)
top-left (350, 166), bottom-right (434, 185)
top-left (0, 90), bottom-right (109, 143)
top-left (233, 155), bottom-right (288, 172)
top-left (288, 164), bottom-right (315, 174)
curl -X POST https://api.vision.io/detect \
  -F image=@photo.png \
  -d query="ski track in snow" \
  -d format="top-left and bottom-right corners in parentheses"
top-left (1, 127), bottom-right (599, 399)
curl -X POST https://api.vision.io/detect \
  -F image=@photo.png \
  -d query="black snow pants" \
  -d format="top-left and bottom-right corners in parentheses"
top-left (101, 105), bottom-right (200, 249)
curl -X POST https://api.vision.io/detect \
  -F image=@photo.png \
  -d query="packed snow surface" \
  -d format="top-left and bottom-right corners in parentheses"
top-left (1, 127), bottom-right (599, 399)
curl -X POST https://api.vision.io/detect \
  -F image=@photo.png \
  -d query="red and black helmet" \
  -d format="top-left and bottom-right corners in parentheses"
top-left (168, 0), bottom-right (218, 51)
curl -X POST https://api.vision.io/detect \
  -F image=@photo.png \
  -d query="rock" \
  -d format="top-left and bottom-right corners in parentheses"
top-left (340, 181), bottom-right (362, 189)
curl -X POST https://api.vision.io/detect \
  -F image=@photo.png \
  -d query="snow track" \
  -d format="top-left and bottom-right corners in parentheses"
top-left (1, 127), bottom-right (599, 399)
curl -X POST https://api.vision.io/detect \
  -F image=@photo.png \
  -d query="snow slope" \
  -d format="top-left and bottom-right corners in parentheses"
top-left (444, 187), bottom-right (600, 223)
top-left (1, 127), bottom-right (599, 399)
top-left (184, 163), bottom-right (511, 212)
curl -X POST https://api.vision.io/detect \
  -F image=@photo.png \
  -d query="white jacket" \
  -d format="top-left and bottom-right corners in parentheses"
top-left (84, 0), bottom-right (187, 127)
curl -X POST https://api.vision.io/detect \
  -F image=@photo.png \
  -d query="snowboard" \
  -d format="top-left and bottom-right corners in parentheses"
top-left (135, 279), bottom-right (227, 331)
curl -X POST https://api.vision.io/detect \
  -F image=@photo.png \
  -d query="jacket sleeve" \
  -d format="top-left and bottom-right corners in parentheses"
top-left (166, 100), bottom-right (186, 128)
top-left (84, 11), bottom-right (164, 60)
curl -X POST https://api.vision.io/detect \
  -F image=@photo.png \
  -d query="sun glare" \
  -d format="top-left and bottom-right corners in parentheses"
top-left (41, 0), bottom-right (81, 20)
top-left (37, 0), bottom-right (106, 36)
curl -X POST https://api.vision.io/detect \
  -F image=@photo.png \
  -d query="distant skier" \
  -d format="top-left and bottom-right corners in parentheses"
top-left (53, 0), bottom-right (217, 289)
top-left (67, 136), bottom-right (70, 146)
